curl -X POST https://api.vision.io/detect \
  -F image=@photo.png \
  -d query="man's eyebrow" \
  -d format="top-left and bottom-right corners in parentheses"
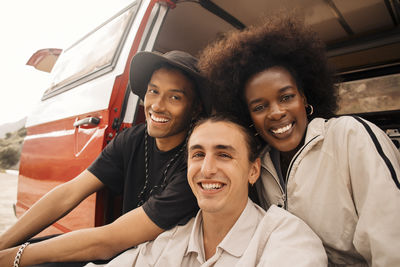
top-left (170, 88), bottom-right (187, 95)
top-left (147, 82), bottom-right (158, 88)
top-left (189, 144), bottom-right (203, 151)
top-left (189, 144), bottom-right (236, 151)
top-left (189, 144), bottom-right (236, 152)
top-left (147, 84), bottom-right (187, 95)
top-left (215, 144), bottom-right (236, 152)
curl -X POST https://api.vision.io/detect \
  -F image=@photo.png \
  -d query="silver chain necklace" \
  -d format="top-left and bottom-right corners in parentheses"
top-left (136, 126), bottom-right (185, 207)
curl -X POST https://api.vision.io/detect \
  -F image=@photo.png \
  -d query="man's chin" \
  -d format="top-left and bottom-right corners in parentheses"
top-left (147, 127), bottom-right (167, 138)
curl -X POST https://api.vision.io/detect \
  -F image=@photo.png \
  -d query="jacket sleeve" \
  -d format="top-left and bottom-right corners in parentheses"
top-left (345, 117), bottom-right (400, 266)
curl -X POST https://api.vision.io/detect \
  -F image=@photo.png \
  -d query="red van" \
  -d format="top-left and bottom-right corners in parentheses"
top-left (18, 0), bottom-right (400, 236)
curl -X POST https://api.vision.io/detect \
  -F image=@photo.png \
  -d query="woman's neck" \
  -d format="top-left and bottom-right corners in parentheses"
top-left (279, 151), bottom-right (294, 178)
top-left (279, 134), bottom-right (306, 178)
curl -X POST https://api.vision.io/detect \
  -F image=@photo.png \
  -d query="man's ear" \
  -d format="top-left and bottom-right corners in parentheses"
top-left (248, 158), bottom-right (261, 185)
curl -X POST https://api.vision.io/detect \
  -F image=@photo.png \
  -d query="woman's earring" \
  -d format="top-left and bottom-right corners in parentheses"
top-left (306, 104), bottom-right (314, 116)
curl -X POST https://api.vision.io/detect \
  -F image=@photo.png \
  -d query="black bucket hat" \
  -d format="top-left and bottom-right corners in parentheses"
top-left (130, 50), bottom-right (211, 115)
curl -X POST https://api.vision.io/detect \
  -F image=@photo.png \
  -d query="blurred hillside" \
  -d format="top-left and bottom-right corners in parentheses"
top-left (0, 117), bottom-right (26, 139)
top-left (0, 126), bottom-right (26, 170)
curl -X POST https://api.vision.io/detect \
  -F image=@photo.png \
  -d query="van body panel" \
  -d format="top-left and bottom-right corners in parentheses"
top-left (16, 174), bottom-right (97, 233)
top-left (17, 111), bottom-right (108, 233)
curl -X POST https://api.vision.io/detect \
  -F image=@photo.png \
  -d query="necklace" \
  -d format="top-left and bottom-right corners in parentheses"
top-left (136, 126), bottom-right (185, 207)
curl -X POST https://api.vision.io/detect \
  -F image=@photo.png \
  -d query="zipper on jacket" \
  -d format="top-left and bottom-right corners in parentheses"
top-left (283, 135), bottom-right (320, 210)
top-left (262, 163), bottom-right (285, 207)
top-left (264, 165), bottom-right (285, 194)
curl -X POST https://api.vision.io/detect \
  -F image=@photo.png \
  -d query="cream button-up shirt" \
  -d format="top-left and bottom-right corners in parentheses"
top-left (86, 198), bottom-right (326, 267)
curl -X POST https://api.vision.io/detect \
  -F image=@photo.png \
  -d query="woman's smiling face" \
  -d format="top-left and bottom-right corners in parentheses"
top-left (245, 66), bottom-right (308, 153)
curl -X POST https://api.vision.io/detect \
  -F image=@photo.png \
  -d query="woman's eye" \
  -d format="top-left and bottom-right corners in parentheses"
top-left (281, 94), bottom-right (295, 102)
top-left (252, 105), bottom-right (265, 112)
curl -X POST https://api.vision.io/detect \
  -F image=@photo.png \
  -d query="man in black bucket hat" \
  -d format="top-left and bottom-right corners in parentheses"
top-left (130, 50), bottom-right (211, 114)
top-left (0, 50), bottom-right (211, 266)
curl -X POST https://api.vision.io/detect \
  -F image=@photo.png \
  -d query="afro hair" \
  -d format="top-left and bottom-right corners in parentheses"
top-left (198, 16), bottom-right (338, 125)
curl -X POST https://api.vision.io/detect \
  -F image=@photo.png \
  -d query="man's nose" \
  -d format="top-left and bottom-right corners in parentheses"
top-left (201, 155), bottom-right (217, 178)
top-left (151, 96), bottom-right (166, 112)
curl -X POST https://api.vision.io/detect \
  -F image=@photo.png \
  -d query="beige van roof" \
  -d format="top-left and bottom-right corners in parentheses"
top-left (156, 0), bottom-right (400, 74)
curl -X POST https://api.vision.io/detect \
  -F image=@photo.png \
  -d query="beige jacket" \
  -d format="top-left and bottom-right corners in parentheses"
top-left (256, 116), bottom-right (400, 267)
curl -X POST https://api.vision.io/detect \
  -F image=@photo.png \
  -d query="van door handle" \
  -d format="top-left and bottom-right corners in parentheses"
top-left (73, 117), bottom-right (101, 127)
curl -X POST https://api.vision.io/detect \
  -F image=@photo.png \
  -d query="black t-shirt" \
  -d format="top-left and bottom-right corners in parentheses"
top-left (87, 124), bottom-right (198, 230)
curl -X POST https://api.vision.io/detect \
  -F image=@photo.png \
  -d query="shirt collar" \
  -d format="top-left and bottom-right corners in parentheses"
top-left (218, 199), bottom-right (261, 257)
top-left (186, 210), bottom-right (205, 263)
top-left (186, 199), bottom-right (261, 260)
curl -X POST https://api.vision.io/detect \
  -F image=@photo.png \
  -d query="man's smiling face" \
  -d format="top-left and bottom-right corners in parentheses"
top-left (187, 120), bottom-right (260, 218)
top-left (144, 67), bottom-right (197, 151)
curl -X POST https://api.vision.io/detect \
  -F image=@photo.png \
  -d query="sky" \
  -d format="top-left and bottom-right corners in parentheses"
top-left (0, 0), bottom-right (132, 125)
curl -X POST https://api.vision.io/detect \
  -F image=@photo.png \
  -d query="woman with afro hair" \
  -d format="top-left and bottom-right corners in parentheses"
top-left (199, 17), bottom-right (400, 266)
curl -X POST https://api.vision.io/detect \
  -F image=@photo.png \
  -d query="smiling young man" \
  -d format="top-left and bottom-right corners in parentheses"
top-left (0, 50), bottom-right (211, 266)
top-left (85, 114), bottom-right (327, 267)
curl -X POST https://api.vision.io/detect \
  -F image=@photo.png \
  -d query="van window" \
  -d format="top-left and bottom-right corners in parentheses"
top-left (43, 2), bottom-right (139, 99)
top-left (337, 73), bottom-right (400, 114)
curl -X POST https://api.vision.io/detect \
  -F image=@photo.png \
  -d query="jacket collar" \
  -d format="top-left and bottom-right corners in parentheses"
top-left (261, 118), bottom-right (327, 170)
top-left (304, 118), bottom-right (327, 143)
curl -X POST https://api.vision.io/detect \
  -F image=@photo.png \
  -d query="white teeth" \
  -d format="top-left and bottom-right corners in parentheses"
top-left (201, 183), bottom-right (222, 190)
top-left (271, 123), bottom-right (293, 134)
top-left (151, 114), bottom-right (169, 123)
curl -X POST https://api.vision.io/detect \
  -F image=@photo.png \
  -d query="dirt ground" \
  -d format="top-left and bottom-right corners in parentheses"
top-left (0, 172), bottom-right (18, 234)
